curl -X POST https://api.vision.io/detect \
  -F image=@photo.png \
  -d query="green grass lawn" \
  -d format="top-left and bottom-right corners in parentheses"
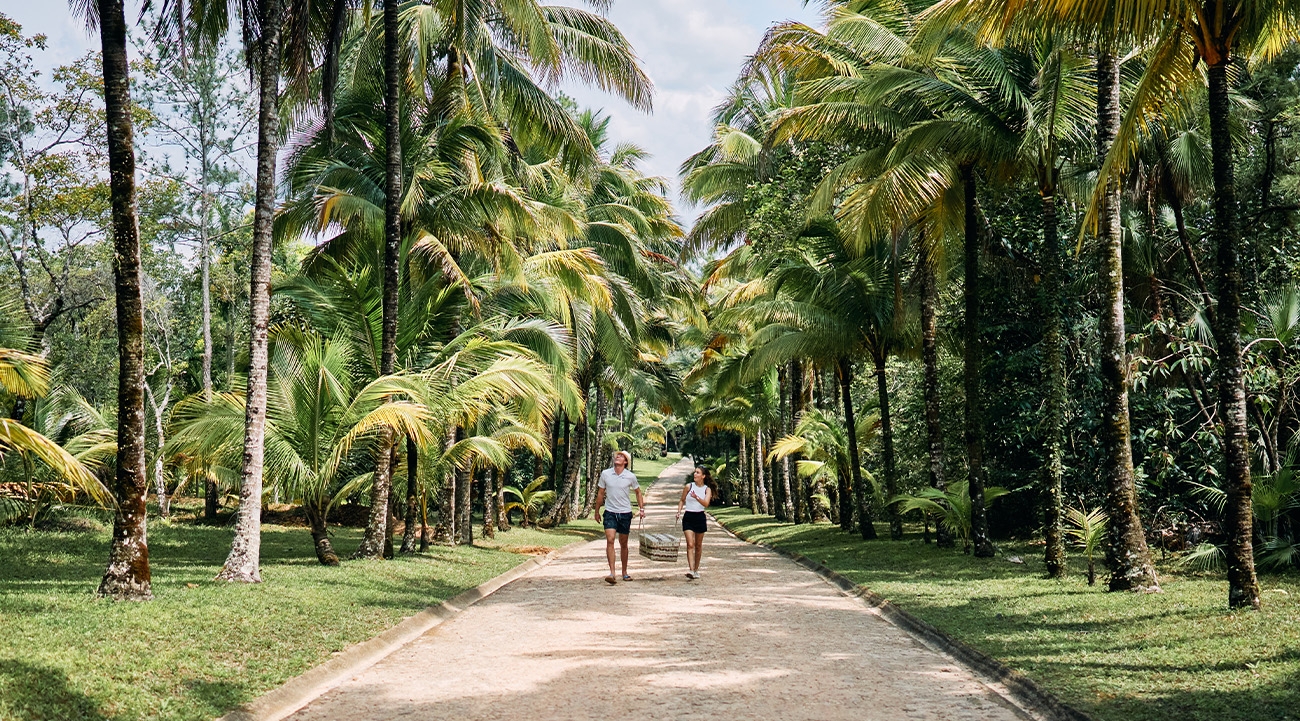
top-left (711, 508), bottom-right (1300, 721)
top-left (0, 513), bottom-right (588, 721)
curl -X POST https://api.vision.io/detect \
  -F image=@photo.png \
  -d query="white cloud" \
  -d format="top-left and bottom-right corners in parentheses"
top-left (4, 1), bottom-right (820, 225)
top-left (561, 0), bottom-right (819, 225)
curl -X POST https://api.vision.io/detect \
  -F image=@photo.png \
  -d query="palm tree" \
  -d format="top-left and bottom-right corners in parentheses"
top-left (169, 328), bottom-right (433, 564)
top-left (69, 0), bottom-right (151, 600)
top-left (924, 0), bottom-right (1163, 592)
top-left (0, 351), bottom-right (111, 526)
top-left (758, 6), bottom-right (1023, 554)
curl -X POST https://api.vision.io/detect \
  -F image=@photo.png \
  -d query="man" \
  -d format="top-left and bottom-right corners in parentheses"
top-left (593, 450), bottom-right (644, 584)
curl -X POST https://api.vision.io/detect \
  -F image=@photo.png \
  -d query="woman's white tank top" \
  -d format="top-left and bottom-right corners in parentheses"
top-left (684, 483), bottom-right (711, 512)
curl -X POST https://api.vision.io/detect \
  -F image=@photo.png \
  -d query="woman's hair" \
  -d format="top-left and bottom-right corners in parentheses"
top-left (694, 466), bottom-right (718, 494)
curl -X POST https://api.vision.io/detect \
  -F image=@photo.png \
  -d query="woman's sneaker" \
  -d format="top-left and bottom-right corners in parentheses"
top-left (686, 570), bottom-right (700, 580)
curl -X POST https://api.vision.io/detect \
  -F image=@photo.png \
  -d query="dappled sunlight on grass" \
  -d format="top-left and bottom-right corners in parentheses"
top-left (0, 518), bottom-right (587, 721)
top-left (712, 507), bottom-right (1300, 721)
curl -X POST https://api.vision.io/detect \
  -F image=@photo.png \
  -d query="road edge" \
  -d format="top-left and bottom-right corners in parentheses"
top-left (217, 538), bottom-right (588, 721)
top-left (711, 515), bottom-right (1092, 721)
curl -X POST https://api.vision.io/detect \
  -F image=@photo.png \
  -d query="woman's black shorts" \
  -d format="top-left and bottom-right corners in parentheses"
top-left (682, 510), bottom-right (707, 534)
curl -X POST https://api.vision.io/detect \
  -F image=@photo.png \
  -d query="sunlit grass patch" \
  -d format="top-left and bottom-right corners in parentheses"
top-left (711, 507), bottom-right (1300, 721)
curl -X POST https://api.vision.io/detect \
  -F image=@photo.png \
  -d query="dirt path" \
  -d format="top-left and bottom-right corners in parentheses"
top-left (289, 457), bottom-right (1031, 721)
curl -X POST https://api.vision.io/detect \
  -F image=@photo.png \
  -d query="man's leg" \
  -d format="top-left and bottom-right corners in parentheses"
top-left (605, 528), bottom-right (617, 577)
top-left (618, 533), bottom-right (630, 576)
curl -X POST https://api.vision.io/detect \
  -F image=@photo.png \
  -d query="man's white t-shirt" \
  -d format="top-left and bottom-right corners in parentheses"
top-left (599, 467), bottom-right (640, 513)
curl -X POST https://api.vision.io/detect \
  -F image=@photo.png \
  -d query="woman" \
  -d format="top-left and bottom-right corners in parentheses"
top-left (676, 466), bottom-right (715, 580)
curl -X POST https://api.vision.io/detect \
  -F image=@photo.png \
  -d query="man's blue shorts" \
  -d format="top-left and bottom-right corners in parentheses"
top-left (602, 511), bottom-right (633, 535)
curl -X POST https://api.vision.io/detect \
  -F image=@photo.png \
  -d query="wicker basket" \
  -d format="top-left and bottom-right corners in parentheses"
top-left (638, 530), bottom-right (680, 562)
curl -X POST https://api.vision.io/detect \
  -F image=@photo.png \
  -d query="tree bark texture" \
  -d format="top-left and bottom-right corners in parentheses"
top-left (305, 503), bottom-right (339, 565)
top-left (481, 469), bottom-right (497, 539)
top-left (355, 0), bottom-right (404, 560)
top-left (433, 428), bottom-right (456, 544)
top-left (743, 431), bottom-right (754, 511)
top-left (919, 256), bottom-right (951, 547)
top-left (97, 0), bottom-right (151, 601)
top-left (789, 359), bottom-right (806, 524)
top-left (546, 414), bottom-right (588, 525)
top-left (874, 353), bottom-right (902, 540)
top-left (217, 0), bottom-right (281, 583)
top-left (1207, 62), bottom-right (1260, 610)
top-left (1096, 48), bottom-right (1159, 592)
top-left (839, 357), bottom-right (874, 538)
top-left (755, 429), bottom-right (769, 514)
top-left (400, 438), bottom-right (420, 554)
top-left (1041, 188), bottom-right (1067, 579)
top-left (455, 462), bottom-right (472, 545)
top-left (962, 164), bottom-right (994, 558)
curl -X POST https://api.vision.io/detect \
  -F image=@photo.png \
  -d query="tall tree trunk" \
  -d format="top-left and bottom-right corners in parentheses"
top-left (400, 438), bottom-right (419, 554)
top-left (1207, 61), bottom-right (1260, 610)
top-left (545, 412), bottom-right (588, 526)
top-left (1096, 47), bottom-right (1159, 591)
top-left (920, 254), bottom-right (951, 547)
top-left (455, 462), bottom-right (472, 545)
top-left (962, 163), bottom-right (994, 558)
top-left (789, 359), bottom-right (806, 524)
top-left (839, 357), bottom-right (874, 538)
top-left (305, 502), bottom-right (339, 566)
top-left (1041, 186), bottom-right (1067, 579)
top-left (97, 0), bottom-right (151, 600)
top-left (200, 177), bottom-right (218, 521)
top-left (495, 465), bottom-right (510, 532)
top-left (743, 431), bottom-right (754, 511)
top-left (755, 429), bottom-right (769, 514)
top-left (874, 352), bottom-right (901, 540)
top-left (433, 428), bottom-right (456, 544)
top-left (217, 0), bottom-right (281, 583)
top-left (482, 469), bottom-right (496, 539)
top-left (355, 0), bottom-right (404, 560)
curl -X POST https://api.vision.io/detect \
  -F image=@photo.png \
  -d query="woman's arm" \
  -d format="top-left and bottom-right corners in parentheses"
top-left (676, 486), bottom-right (689, 515)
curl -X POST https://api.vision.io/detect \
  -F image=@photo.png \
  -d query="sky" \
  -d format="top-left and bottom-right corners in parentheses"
top-left (3, 0), bottom-right (822, 225)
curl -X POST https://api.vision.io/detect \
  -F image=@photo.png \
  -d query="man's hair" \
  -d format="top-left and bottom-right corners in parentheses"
top-left (613, 450), bottom-right (631, 465)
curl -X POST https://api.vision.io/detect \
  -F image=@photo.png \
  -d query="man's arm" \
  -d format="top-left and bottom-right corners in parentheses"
top-left (594, 488), bottom-right (606, 518)
top-left (634, 486), bottom-right (646, 518)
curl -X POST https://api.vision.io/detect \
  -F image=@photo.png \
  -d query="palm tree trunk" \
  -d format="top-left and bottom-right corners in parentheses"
top-left (96, 0), bottom-right (151, 600)
top-left (355, 0), bottom-right (403, 560)
top-left (433, 428), bottom-right (456, 544)
top-left (789, 359), bottom-right (806, 524)
top-left (873, 352), bottom-right (902, 540)
top-left (495, 467), bottom-right (510, 532)
top-left (1096, 46), bottom-right (1159, 592)
top-left (305, 502), bottom-right (339, 566)
top-left (920, 254), bottom-right (951, 547)
top-left (1207, 61), bottom-right (1260, 610)
top-left (743, 431), bottom-right (754, 511)
top-left (400, 438), bottom-right (419, 554)
top-left (836, 358), bottom-right (867, 537)
top-left (755, 429), bottom-right (769, 514)
top-left (455, 463), bottom-right (472, 544)
top-left (546, 414), bottom-right (588, 526)
top-left (1041, 186), bottom-right (1067, 579)
top-left (217, 0), bottom-right (281, 584)
top-left (962, 163), bottom-right (994, 558)
top-left (481, 469), bottom-right (496, 539)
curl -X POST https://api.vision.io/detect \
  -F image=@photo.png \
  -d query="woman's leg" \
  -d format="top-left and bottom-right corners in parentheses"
top-left (684, 530), bottom-right (697, 571)
top-left (694, 534), bottom-right (704, 571)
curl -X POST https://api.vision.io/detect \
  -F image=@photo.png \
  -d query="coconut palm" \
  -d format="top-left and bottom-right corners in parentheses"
top-left (756, 4), bottom-right (1025, 555)
top-left (68, 0), bottom-right (150, 599)
top-left (168, 328), bottom-right (434, 565)
top-left (891, 479), bottom-right (1011, 553)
